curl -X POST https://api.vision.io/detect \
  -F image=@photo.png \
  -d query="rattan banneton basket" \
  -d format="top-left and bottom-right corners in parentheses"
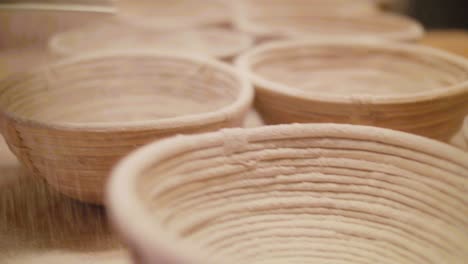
top-left (107, 123), bottom-right (468, 264)
top-left (237, 39), bottom-right (468, 142)
top-left (49, 20), bottom-right (253, 61)
top-left (0, 51), bottom-right (253, 203)
top-left (234, 0), bottom-right (379, 17)
top-left (234, 12), bottom-right (423, 43)
top-left (114, 0), bottom-right (230, 30)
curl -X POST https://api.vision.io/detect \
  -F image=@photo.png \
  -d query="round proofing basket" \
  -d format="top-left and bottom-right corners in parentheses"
top-left (114, 0), bottom-right (230, 30)
top-left (0, 50), bottom-right (253, 203)
top-left (107, 123), bottom-right (468, 264)
top-left (234, 0), bottom-right (379, 17)
top-left (234, 12), bottom-right (423, 43)
top-left (49, 21), bottom-right (253, 61)
top-left (236, 39), bottom-right (468, 142)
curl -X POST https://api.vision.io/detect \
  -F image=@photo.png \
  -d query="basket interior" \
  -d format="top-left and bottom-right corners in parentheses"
top-left (134, 130), bottom-right (468, 263)
top-left (0, 55), bottom-right (240, 125)
top-left (250, 43), bottom-right (468, 96)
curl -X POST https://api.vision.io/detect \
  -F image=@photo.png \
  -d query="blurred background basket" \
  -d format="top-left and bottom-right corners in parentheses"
top-left (237, 39), bottom-right (468, 142)
top-left (49, 23), bottom-right (253, 61)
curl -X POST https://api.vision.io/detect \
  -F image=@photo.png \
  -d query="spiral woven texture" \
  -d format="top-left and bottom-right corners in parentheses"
top-left (0, 52), bottom-right (252, 203)
top-left (237, 40), bottom-right (468, 141)
top-left (108, 124), bottom-right (468, 264)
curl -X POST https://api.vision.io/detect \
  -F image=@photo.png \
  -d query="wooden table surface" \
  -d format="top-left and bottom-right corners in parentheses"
top-left (0, 136), bottom-right (130, 264)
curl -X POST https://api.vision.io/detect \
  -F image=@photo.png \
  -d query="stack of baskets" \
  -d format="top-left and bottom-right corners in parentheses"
top-left (0, 0), bottom-right (467, 263)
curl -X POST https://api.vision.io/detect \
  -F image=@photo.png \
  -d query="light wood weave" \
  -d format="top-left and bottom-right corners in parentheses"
top-left (237, 39), bottom-right (468, 141)
top-left (0, 51), bottom-right (253, 203)
top-left (107, 124), bottom-right (468, 264)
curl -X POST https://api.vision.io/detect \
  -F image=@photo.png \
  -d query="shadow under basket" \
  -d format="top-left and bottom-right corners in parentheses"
top-left (0, 51), bottom-right (253, 203)
top-left (236, 39), bottom-right (468, 142)
top-left (107, 123), bottom-right (468, 264)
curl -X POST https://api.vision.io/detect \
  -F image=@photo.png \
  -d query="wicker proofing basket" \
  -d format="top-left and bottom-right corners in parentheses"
top-left (234, 11), bottom-right (423, 43)
top-left (234, 0), bottom-right (379, 17)
top-left (107, 123), bottom-right (468, 264)
top-left (114, 0), bottom-right (230, 30)
top-left (236, 39), bottom-right (468, 142)
top-left (0, 50), bottom-right (253, 204)
top-left (49, 20), bottom-right (253, 62)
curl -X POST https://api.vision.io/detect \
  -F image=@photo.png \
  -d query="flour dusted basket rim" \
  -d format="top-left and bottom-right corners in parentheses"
top-left (107, 123), bottom-right (468, 263)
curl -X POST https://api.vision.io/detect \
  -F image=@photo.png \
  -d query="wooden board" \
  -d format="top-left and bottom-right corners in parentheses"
top-left (420, 30), bottom-right (468, 58)
top-left (0, 136), bottom-right (130, 263)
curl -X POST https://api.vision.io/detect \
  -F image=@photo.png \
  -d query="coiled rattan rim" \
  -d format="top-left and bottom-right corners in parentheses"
top-left (236, 38), bottom-right (468, 104)
top-left (106, 123), bottom-right (468, 263)
top-left (0, 50), bottom-right (253, 133)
